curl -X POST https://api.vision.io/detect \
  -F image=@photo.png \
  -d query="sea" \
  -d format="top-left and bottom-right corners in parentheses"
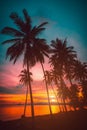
top-left (0, 104), bottom-right (61, 121)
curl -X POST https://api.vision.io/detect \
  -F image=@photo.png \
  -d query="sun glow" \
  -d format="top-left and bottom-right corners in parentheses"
top-left (78, 91), bottom-right (83, 98)
top-left (50, 95), bottom-right (57, 103)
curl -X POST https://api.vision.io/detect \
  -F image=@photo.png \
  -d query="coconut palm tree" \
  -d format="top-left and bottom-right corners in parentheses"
top-left (1, 9), bottom-right (48, 118)
top-left (19, 69), bottom-right (33, 117)
top-left (50, 63), bottom-right (68, 111)
top-left (50, 38), bottom-right (77, 86)
top-left (50, 38), bottom-right (77, 111)
top-left (44, 70), bottom-right (62, 112)
top-left (73, 60), bottom-right (87, 82)
top-left (72, 60), bottom-right (87, 104)
top-left (33, 39), bottom-right (52, 115)
top-left (57, 85), bottom-right (70, 112)
top-left (49, 56), bottom-right (65, 111)
top-left (44, 70), bottom-right (57, 100)
top-left (69, 84), bottom-right (79, 110)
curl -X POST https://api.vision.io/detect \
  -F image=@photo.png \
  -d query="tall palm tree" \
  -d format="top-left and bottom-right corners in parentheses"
top-left (33, 39), bottom-right (52, 115)
top-left (1, 9), bottom-right (48, 118)
top-left (50, 38), bottom-right (77, 86)
top-left (50, 38), bottom-right (77, 111)
top-left (19, 69), bottom-right (33, 117)
top-left (49, 57), bottom-right (65, 111)
top-left (50, 63), bottom-right (68, 111)
top-left (44, 70), bottom-right (61, 112)
top-left (57, 85), bottom-right (70, 112)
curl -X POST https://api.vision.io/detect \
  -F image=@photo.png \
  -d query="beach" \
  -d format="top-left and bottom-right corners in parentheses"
top-left (0, 109), bottom-right (87, 130)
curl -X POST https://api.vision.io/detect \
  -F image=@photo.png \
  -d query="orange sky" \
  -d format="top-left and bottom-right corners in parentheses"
top-left (0, 90), bottom-right (57, 105)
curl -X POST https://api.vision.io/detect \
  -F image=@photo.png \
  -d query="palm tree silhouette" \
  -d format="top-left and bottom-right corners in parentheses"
top-left (80, 80), bottom-right (87, 106)
top-left (49, 57), bottom-right (65, 111)
top-left (19, 69), bottom-right (33, 117)
top-left (73, 60), bottom-right (87, 104)
top-left (57, 85), bottom-right (70, 112)
top-left (73, 60), bottom-right (87, 82)
top-left (51, 38), bottom-right (77, 85)
top-left (69, 84), bottom-right (79, 111)
top-left (1, 9), bottom-right (48, 118)
top-left (33, 38), bottom-right (52, 115)
top-left (44, 70), bottom-right (61, 112)
top-left (50, 38), bottom-right (77, 111)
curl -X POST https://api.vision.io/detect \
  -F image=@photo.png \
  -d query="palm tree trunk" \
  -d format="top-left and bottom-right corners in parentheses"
top-left (27, 60), bottom-right (34, 118)
top-left (62, 97), bottom-right (67, 112)
top-left (24, 85), bottom-right (28, 116)
top-left (55, 76), bottom-right (66, 112)
top-left (68, 73), bottom-right (73, 86)
top-left (41, 62), bottom-right (52, 115)
top-left (61, 98), bottom-right (65, 112)
top-left (60, 76), bottom-right (67, 112)
top-left (51, 83), bottom-right (61, 112)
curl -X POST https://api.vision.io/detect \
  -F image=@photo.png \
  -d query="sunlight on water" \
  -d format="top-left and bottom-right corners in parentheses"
top-left (0, 105), bottom-right (74, 121)
top-left (0, 105), bottom-right (59, 121)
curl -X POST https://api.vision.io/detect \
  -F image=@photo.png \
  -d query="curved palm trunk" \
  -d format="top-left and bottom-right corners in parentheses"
top-left (60, 76), bottom-right (67, 112)
top-left (27, 60), bottom-right (34, 118)
top-left (55, 80), bottom-right (63, 112)
top-left (51, 83), bottom-right (62, 112)
top-left (41, 62), bottom-right (52, 115)
top-left (24, 85), bottom-right (28, 116)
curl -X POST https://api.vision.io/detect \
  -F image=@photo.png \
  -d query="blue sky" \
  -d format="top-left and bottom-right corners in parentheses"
top-left (0, 0), bottom-right (87, 62)
top-left (0, 0), bottom-right (87, 91)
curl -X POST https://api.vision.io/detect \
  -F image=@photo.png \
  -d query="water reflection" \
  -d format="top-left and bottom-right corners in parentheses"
top-left (0, 105), bottom-right (74, 121)
top-left (0, 105), bottom-right (59, 121)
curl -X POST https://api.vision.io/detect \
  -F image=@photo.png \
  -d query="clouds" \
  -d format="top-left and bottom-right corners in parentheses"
top-left (0, 62), bottom-right (22, 87)
top-left (0, 60), bottom-right (50, 94)
top-left (0, 0), bottom-right (87, 93)
top-left (0, 86), bottom-right (15, 94)
top-left (0, 52), bottom-right (51, 88)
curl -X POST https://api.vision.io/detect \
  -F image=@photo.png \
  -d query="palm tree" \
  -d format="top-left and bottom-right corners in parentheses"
top-left (51, 38), bottom-right (77, 85)
top-left (80, 80), bottom-right (87, 105)
top-left (44, 70), bottom-right (61, 112)
top-left (1, 9), bottom-right (48, 118)
top-left (49, 57), bottom-right (65, 111)
top-left (72, 60), bottom-right (87, 104)
top-left (69, 84), bottom-right (79, 110)
top-left (19, 69), bottom-right (33, 117)
top-left (33, 39), bottom-right (52, 115)
top-left (73, 60), bottom-right (87, 82)
top-left (57, 85), bottom-right (70, 112)
top-left (50, 38), bottom-right (77, 111)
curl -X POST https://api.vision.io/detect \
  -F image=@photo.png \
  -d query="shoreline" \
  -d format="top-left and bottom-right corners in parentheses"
top-left (0, 109), bottom-right (87, 130)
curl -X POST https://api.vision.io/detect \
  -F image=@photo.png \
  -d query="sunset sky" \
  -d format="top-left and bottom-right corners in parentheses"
top-left (0, 0), bottom-right (87, 104)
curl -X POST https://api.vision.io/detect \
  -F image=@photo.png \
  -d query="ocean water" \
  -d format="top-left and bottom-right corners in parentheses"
top-left (0, 105), bottom-right (60, 121)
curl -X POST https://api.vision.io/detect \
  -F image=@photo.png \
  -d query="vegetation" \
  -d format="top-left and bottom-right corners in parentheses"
top-left (19, 69), bottom-right (33, 117)
top-left (0, 9), bottom-right (51, 118)
top-left (1, 9), bottom-right (87, 117)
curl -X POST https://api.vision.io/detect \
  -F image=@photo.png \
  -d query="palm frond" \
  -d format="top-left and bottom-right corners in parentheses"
top-left (1, 38), bottom-right (20, 44)
top-left (6, 41), bottom-right (25, 64)
top-left (37, 22), bottom-right (48, 28)
top-left (31, 26), bottom-right (45, 37)
top-left (10, 12), bottom-right (26, 33)
top-left (1, 27), bottom-right (24, 37)
top-left (23, 9), bottom-right (31, 24)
